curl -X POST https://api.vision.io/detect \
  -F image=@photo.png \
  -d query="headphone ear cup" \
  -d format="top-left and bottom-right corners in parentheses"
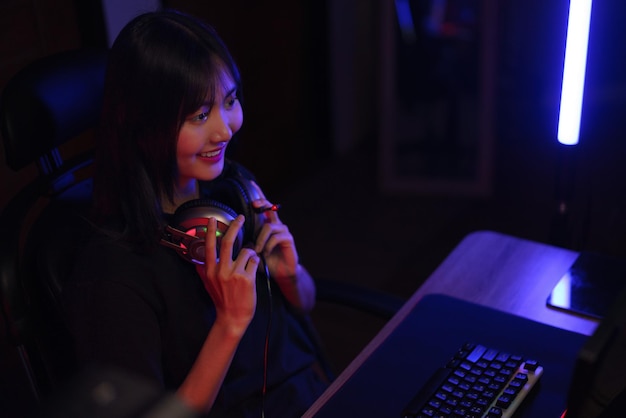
top-left (171, 198), bottom-right (244, 263)
top-left (224, 177), bottom-right (261, 243)
top-left (201, 174), bottom-right (264, 245)
top-left (162, 162), bottom-right (266, 265)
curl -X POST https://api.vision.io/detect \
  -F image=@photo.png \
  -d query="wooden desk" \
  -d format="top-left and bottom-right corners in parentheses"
top-left (304, 230), bottom-right (599, 417)
top-left (412, 230), bottom-right (597, 336)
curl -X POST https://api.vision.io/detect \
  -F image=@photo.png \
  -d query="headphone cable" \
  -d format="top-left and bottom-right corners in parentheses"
top-left (260, 256), bottom-right (272, 418)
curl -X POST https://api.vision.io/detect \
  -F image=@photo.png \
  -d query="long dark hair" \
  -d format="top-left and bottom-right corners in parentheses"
top-left (93, 9), bottom-right (242, 249)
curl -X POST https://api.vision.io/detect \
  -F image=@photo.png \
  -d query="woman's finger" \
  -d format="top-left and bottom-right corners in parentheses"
top-left (220, 214), bottom-right (245, 262)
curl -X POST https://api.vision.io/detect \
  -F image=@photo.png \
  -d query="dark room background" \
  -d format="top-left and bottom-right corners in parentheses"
top-left (2, 0), bottom-right (626, 306)
top-left (2, 0), bottom-right (626, 413)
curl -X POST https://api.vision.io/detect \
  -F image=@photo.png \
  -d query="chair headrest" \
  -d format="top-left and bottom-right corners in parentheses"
top-left (0, 48), bottom-right (108, 171)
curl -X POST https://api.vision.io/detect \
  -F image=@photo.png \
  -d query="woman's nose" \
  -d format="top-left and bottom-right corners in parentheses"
top-left (208, 111), bottom-right (233, 142)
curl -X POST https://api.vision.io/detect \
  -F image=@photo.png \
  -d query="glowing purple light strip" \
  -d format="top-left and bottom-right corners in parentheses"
top-left (557, 0), bottom-right (593, 145)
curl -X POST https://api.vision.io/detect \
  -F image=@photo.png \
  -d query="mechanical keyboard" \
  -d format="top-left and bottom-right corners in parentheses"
top-left (401, 342), bottom-right (543, 418)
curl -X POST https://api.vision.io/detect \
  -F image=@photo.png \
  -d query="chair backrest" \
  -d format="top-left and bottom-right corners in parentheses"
top-left (0, 48), bottom-right (107, 401)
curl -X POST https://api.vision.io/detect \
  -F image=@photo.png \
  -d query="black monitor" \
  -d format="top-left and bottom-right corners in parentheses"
top-left (565, 284), bottom-right (626, 417)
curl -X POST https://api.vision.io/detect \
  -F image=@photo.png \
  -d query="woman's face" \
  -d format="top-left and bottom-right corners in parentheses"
top-left (176, 71), bottom-right (243, 190)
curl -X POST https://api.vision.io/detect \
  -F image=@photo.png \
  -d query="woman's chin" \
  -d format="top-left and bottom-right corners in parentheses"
top-left (200, 165), bottom-right (224, 181)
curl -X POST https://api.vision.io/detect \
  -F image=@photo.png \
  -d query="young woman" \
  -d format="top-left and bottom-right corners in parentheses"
top-left (63, 9), bottom-right (329, 417)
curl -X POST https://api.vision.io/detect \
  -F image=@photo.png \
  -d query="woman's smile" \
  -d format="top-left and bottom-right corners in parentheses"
top-left (198, 147), bottom-right (223, 161)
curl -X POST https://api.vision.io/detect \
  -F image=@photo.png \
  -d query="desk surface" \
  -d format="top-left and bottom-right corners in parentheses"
top-left (412, 230), bottom-right (597, 336)
top-left (304, 230), bottom-right (599, 417)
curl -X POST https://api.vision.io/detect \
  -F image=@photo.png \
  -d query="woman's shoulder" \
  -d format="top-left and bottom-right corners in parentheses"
top-left (65, 220), bottom-right (204, 315)
top-left (70, 224), bottom-right (182, 287)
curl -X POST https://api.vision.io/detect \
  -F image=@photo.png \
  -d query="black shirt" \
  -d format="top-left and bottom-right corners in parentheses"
top-left (63, 167), bottom-right (329, 417)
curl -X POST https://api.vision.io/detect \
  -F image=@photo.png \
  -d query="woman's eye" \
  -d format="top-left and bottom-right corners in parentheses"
top-left (225, 95), bottom-right (239, 109)
top-left (191, 112), bottom-right (209, 122)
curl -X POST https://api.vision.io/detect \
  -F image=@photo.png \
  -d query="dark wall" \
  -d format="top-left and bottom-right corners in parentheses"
top-left (2, 0), bottom-right (626, 211)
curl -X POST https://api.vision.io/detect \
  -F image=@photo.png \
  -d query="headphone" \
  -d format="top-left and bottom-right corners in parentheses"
top-left (160, 162), bottom-right (265, 265)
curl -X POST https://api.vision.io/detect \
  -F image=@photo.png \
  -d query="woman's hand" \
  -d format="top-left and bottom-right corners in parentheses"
top-left (251, 182), bottom-right (299, 282)
top-left (179, 216), bottom-right (259, 413)
top-left (250, 182), bottom-right (316, 312)
top-left (195, 215), bottom-right (259, 335)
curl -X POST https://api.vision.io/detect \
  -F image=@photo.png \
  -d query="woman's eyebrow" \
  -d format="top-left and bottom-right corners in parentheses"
top-left (224, 85), bottom-right (238, 96)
